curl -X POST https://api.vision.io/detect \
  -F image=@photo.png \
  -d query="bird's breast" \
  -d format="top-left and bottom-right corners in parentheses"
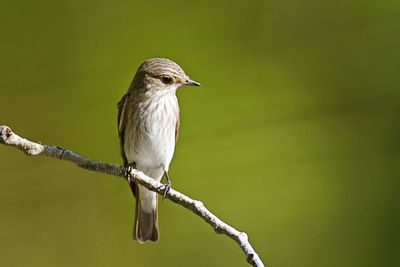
top-left (124, 94), bottom-right (179, 169)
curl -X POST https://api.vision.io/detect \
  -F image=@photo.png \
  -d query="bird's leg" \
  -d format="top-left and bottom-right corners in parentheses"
top-left (162, 172), bottom-right (172, 199)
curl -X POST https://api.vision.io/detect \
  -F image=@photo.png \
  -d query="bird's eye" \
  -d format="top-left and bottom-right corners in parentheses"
top-left (162, 76), bottom-right (172, 84)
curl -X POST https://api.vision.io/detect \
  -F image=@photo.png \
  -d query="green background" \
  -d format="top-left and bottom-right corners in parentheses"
top-left (1, 1), bottom-right (399, 266)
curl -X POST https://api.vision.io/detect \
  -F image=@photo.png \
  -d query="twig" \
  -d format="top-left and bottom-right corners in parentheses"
top-left (0, 125), bottom-right (265, 267)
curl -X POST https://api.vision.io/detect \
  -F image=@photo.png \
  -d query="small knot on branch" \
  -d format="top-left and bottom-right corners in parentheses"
top-left (246, 253), bottom-right (255, 264)
top-left (0, 125), bottom-right (12, 143)
top-left (213, 224), bottom-right (224, 234)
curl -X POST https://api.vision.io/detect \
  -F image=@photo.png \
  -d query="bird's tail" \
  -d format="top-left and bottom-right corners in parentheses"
top-left (133, 186), bottom-right (159, 243)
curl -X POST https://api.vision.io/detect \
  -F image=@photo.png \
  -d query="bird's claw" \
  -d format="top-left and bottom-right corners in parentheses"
top-left (161, 171), bottom-right (172, 199)
top-left (125, 165), bottom-right (134, 184)
top-left (162, 180), bottom-right (171, 199)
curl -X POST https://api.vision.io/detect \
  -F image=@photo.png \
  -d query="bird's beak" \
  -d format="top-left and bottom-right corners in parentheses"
top-left (183, 78), bottom-right (201, 86)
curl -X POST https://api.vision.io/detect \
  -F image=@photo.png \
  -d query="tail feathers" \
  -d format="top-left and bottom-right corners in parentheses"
top-left (133, 198), bottom-right (159, 243)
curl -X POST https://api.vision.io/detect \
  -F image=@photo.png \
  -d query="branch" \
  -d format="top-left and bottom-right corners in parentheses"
top-left (0, 125), bottom-right (265, 267)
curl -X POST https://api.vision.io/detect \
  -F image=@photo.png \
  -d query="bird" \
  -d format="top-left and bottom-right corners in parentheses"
top-left (117, 58), bottom-right (200, 243)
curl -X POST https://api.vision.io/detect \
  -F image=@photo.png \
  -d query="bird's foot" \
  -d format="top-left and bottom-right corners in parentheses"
top-left (125, 165), bottom-right (135, 184)
top-left (162, 180), bottom-right (171, 199)
top-left (161, 172), bottom-right (172, 199)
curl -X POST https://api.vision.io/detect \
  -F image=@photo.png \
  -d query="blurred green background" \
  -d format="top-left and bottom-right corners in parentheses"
top-left (1, 0), bottom-right (399, 266)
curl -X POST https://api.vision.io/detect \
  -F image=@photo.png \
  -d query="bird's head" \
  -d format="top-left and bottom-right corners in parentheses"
top-left (130, 58), bottom-right (200, 94)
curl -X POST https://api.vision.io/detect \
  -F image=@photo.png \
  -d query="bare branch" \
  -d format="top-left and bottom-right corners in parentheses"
top-left (0, 125), bottom-right (265, 267)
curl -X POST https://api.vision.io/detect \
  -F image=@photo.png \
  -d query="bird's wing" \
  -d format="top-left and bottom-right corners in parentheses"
top-left (118, 92), bottom-right (137, 196)
top-left (175, 113), bottom-right (180, 144)
top-left (117, 93), bottom-right (130, 167)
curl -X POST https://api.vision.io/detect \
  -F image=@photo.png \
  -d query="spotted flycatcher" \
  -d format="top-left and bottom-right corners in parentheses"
top-left (117, 58), bottom-right (200, 243)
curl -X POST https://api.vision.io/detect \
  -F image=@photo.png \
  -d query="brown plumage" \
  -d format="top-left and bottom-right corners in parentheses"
top-left (117, 58), bottom-right (200, 243)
